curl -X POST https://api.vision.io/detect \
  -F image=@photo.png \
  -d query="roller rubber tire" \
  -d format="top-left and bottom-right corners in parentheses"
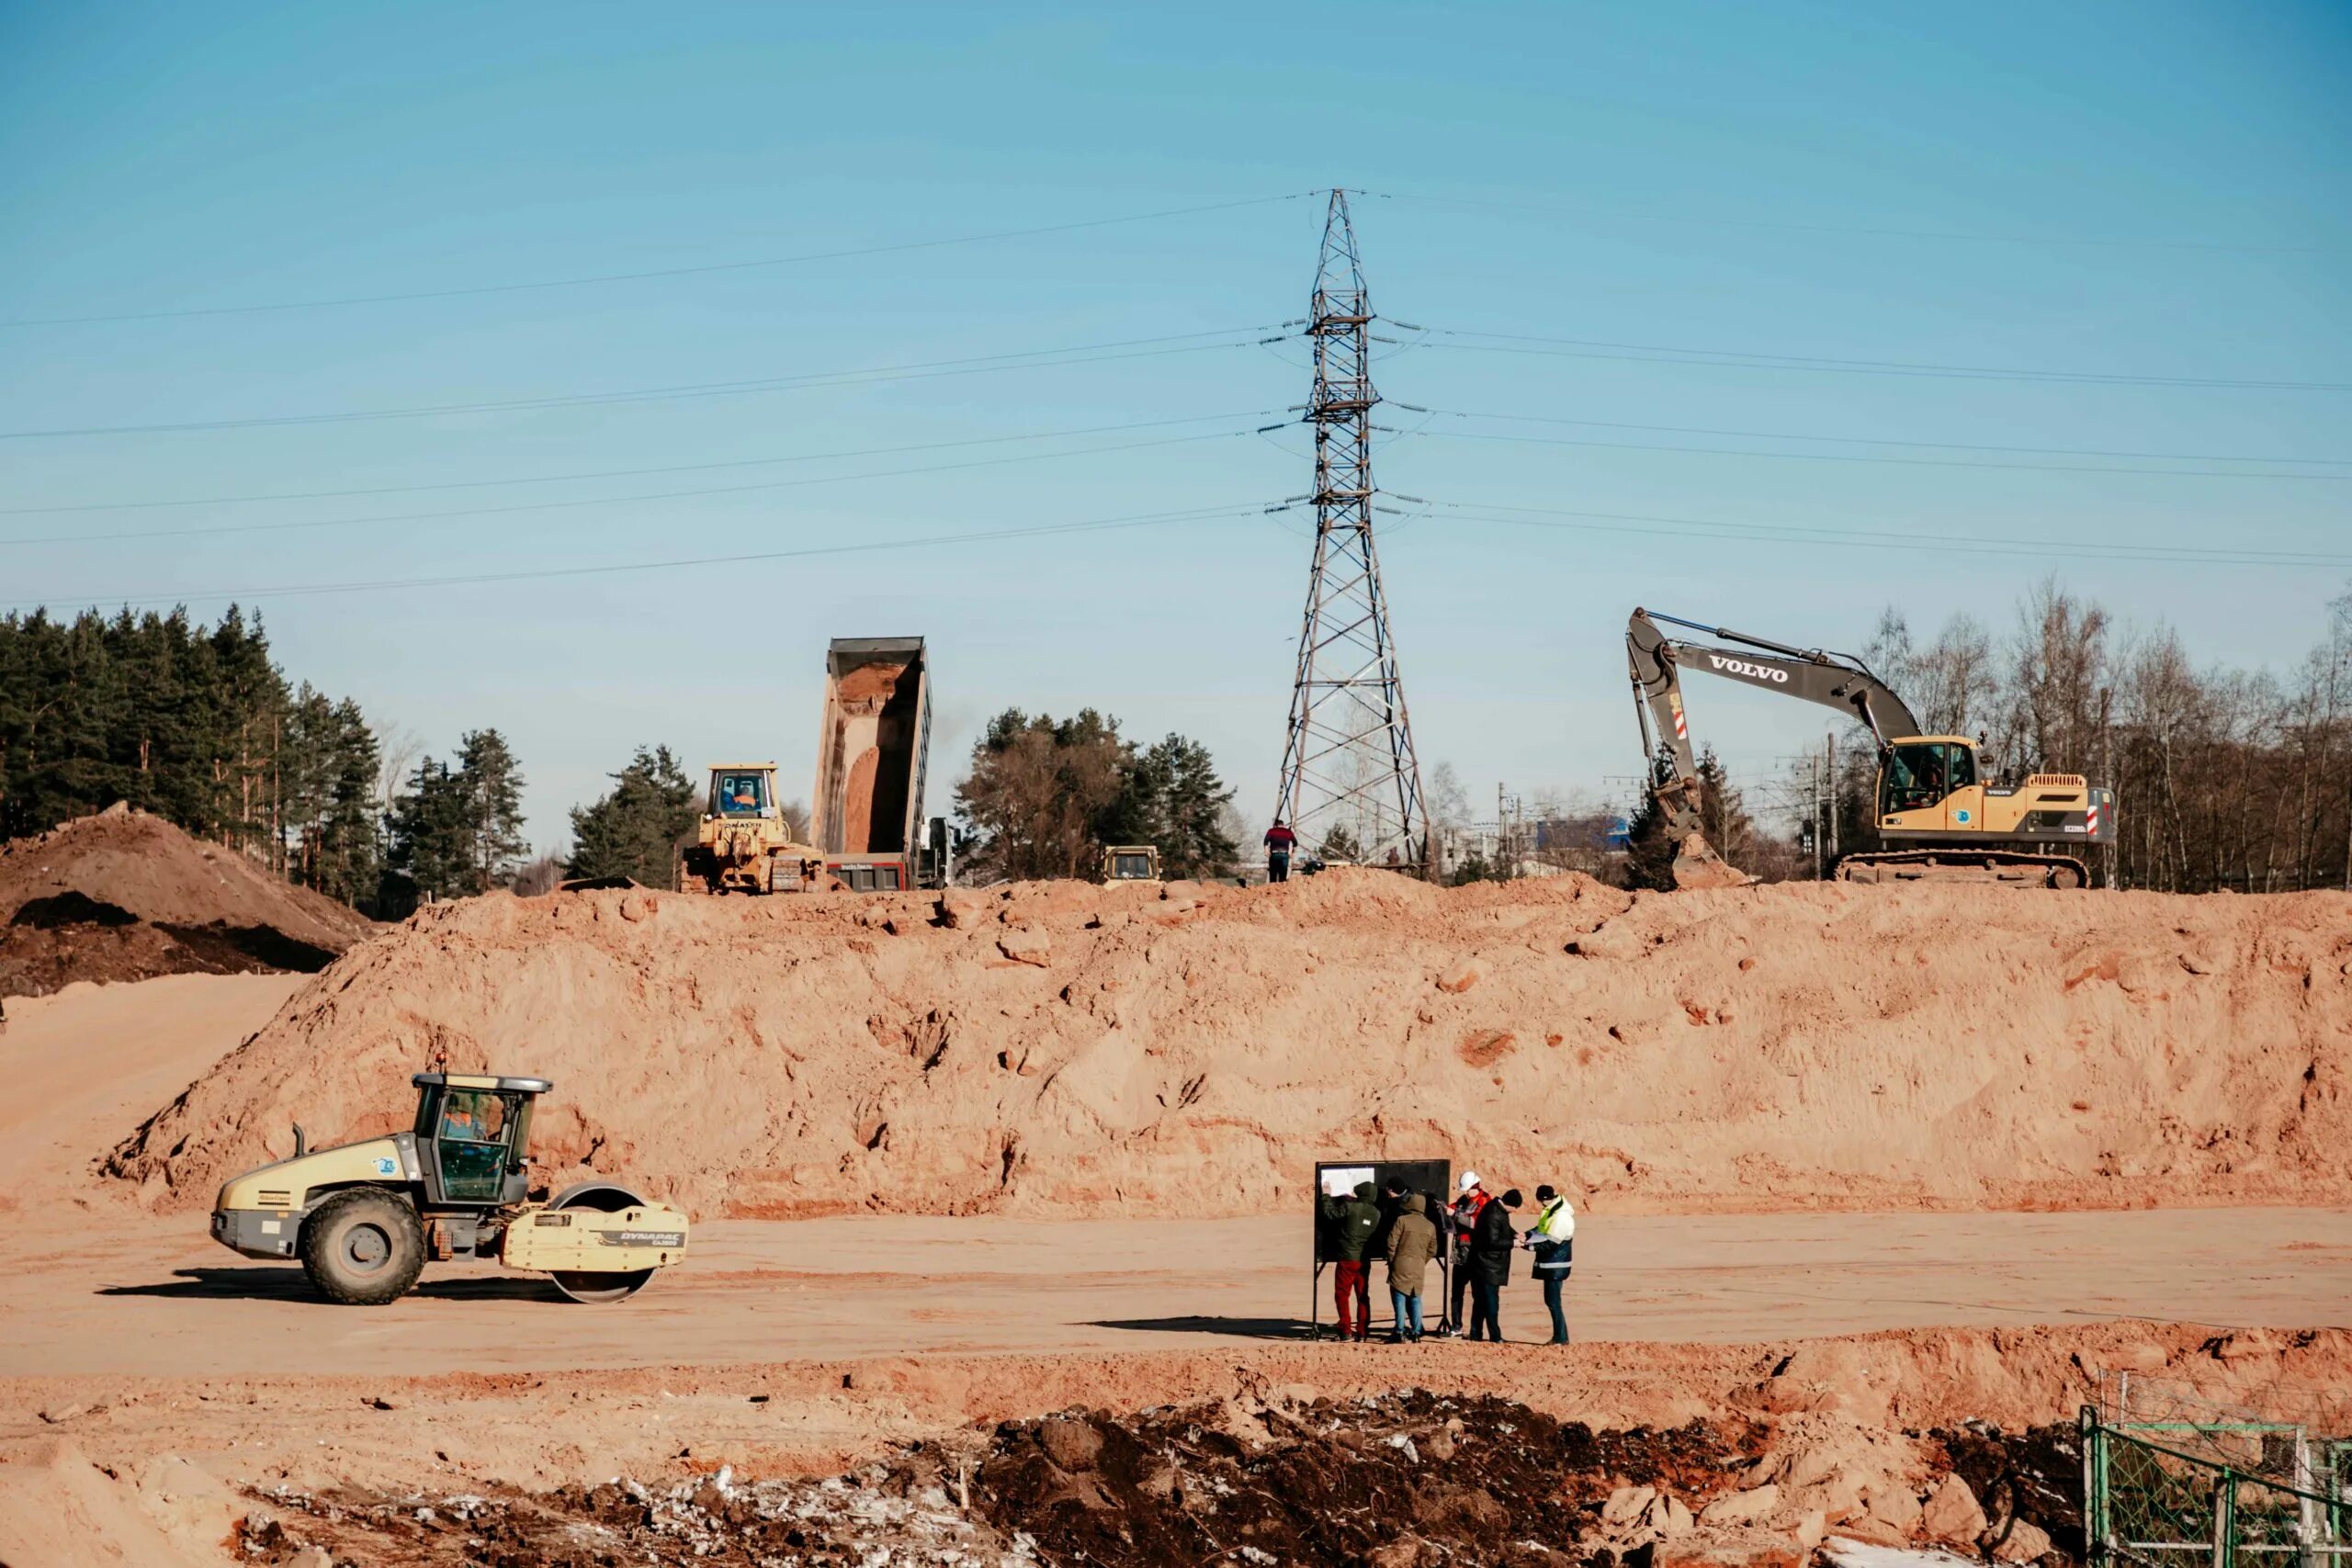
top-left (300, 1188), bottom-right (425, 1306)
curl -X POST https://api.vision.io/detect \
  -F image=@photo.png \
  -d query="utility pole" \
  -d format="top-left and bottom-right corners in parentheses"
top-left (1824, 730), bottom-right (1838, 863)
top-left (1812, 750), bottom-right (1824, 880)
top-left (1273, 189), bottom-right (1429, 872)
top-left (2098, 685), bottom-right (2119, 889)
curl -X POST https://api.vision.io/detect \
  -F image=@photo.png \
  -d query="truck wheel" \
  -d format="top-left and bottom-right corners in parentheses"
top-left (300, 1189), bottom-right (425, 1306)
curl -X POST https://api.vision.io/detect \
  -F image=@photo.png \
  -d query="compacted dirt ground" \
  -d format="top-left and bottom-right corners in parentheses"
top-left (2, 873), bottom-right (2349, 1566)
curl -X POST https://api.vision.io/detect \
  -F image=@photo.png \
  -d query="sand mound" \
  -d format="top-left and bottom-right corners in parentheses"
top-left (106, 870), bottom-right (2352, 1216)
top-left (0, 805), bottom-right (374, 997)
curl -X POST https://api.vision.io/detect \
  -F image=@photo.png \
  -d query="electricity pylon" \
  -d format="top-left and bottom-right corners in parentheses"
top-left (1272, 189), bottom-right (1428, 871)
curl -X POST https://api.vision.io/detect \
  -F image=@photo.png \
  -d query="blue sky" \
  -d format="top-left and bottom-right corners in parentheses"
top-left (4, 2), bottom-right (2346, 846)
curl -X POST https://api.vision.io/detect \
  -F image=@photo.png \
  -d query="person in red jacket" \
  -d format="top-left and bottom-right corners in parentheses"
top-left (1263, 819), bottom-right (1298, 883)
top-left (1443, 1171), bottom-right (1490, 1336)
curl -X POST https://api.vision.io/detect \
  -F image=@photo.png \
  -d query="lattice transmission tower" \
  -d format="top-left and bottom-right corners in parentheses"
top-left (1272, 189), bottom-right (1428, 870)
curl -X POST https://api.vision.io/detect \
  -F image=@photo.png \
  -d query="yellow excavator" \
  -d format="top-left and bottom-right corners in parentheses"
top-left (675, 762), bottom-right (825, 895)
top-left (1627, 607), bottom-right (2114, 889)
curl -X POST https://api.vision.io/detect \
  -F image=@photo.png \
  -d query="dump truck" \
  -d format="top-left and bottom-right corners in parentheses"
top-left (1626, 606), bottom-right (2115, 889)
top-left (209, 1072), bottom-right (688, 1305)
top-left (811, 637), bottom-right (934, 892)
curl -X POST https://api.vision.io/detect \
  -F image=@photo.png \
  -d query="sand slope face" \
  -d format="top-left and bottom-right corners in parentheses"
top-left (0, 805), bottom-right (376, 996)
top-left (107, 870), bottom-right (2352, 1217)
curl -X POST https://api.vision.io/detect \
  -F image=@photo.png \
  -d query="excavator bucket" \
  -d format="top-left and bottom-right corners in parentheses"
top-left (1670, 831), bottom-right (1757, 891)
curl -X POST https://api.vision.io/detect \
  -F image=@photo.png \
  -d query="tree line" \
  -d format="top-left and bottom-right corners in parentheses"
top-left (0, 606), bottom-right (531, 911)
top-left (1836, 579), bottom-right (2352, 892)
top-left (1632, 579), bottom-right (2352, 893)
top-left (954, 708), bottom-right (1240, 880)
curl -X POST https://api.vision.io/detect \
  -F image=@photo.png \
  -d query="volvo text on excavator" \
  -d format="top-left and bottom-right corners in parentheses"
top-left (1625, 607), bottom-right (2114, 890)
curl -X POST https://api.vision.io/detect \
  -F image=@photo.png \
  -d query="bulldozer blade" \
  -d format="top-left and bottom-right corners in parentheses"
top-left (1671, 831), bottom-right (1758, 891)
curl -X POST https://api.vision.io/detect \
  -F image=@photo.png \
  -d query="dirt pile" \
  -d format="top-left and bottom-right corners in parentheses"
top-left (106, 870), bottom-right (2352, 1216)
top-left (0, 805), bottom-right (374, 997)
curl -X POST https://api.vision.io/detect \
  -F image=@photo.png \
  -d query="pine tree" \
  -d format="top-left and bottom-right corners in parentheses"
top-left (1136, 734), bottom-right (1238, 877)
top-left (454, 728), bottom-right (528, 892)
top-left (567, 745), bottom-right (697, 886)
top-left (321, 700), bottom-right (383, 906)
top-left (390, 758), bottom-right (471, 900)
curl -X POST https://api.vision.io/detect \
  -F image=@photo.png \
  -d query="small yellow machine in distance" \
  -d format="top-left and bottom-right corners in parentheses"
top-left (1100, 844), bottom-right (1161, 881)
top-left (209, 1073), bottom-right (688, 1305)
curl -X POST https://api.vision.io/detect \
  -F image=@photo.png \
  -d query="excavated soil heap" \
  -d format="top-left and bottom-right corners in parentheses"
top-left (1, 805), bottom-right (376, 998)
top-left (107, 870), bottom-right (2351, 1217)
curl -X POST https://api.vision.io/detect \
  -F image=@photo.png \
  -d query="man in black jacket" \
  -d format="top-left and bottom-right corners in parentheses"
top-left (1319, 1179), bottom-right (1382, 1341)
top-left (1466, 1187), bottom-right (1523, 1342)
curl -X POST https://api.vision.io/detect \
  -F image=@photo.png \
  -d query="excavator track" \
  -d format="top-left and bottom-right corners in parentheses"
top-left (1836, 850), bottom-right (2088, 889)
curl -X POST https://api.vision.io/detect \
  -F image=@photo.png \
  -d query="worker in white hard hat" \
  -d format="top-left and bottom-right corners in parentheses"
top-left (1442, 1170), bottom-right (1490, 1337)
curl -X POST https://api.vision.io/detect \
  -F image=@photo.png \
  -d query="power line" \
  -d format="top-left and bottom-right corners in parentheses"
top-left (1412, 423), bottom-right (2352, 480)
top-left (0, 426), bottom-right (1267, 547)
top-left (0, 325), bottom-right (1287, 441)
top-left (1, 192), bottom-right (1319, 328)
top-left (1413, 407), bottom-right (2352, 468)
top-left (0, 410), bottom-right (1271, 515)
top-left (1428, 498), bottom-right (2352, 570)
top-left (1363, 189), bottom-right (2346, 256)
top-left (1419, 325), bottom-right (2352, 392)
top-left (5, 502), bottom-right (1267, 613)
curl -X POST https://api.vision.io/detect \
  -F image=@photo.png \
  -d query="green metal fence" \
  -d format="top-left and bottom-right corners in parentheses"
top-left (2085, 1408), bottom-right (2350, 1568)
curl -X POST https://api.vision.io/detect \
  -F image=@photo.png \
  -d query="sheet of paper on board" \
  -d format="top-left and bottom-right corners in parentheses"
top-left (1320, 1166), bottom-right (1374, 1198)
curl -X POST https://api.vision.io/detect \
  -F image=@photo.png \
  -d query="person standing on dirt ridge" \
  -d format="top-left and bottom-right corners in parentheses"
top-left (1443, 1171), bottom-right (1490, 1337)
top-left (1524, 1183), bottom-right (1576, 1345)
top-left (1466, 1187), bottom-right (1522, 1342)
top-left (1383, 1189), bottom-right (1439, 1343)
top-left (1320, 1177), bottom-right (1382, 1340)
top-left (1264, 818), bottom-right (1297, 884)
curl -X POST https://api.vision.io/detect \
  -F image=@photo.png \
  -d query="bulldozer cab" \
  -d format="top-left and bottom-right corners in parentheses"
top-left (1101, 844), bottom-right (1160, 881)
top-left (412, 1073), bottom-right (548, 1207)
top-left (709, 765), bottom-right (778, 820)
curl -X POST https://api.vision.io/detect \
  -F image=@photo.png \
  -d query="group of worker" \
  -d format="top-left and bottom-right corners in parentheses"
top-left (1319, 1170), bottom-right (1576, 1345)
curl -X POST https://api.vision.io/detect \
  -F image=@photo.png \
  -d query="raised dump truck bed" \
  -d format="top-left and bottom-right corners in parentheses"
top-left (810, 637), bottom-right (932, 891)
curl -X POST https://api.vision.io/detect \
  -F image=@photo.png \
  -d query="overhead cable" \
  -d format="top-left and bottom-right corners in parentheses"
top-left (0, 326), bottom-right (1284, 440)
top-left (1418, 326), bottom-right (2352, 392)
top-left (3, 193), bottom-right (1319, 328)
top-left (0, 427), bottom-right (1269, 547)
top-left (0, 411), bottom-right (1273, 515)
top-left (1415, 424), bottom-right (2352, 480)
top-left (1428, 498), bottom-right (2352, 570)
top-left (1416, 407), bottom-right (2352, 468)
top-left (1363, 189), bottom-right (2345, 256)
top-left (6, 502), bottom-right (1268, 612)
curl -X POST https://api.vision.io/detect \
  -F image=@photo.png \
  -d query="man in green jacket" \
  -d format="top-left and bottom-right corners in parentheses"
top-left (1319, 1179), bottom-right (1382, 1341)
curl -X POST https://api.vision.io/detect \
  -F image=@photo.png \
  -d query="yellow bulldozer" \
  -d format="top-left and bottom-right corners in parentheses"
top-left (675, 762), bottom-right (825, 895)
top-left (1099, 844), bottom-right (1161, 882)
top-left (209, 1072), bottom-right (689, 1305)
